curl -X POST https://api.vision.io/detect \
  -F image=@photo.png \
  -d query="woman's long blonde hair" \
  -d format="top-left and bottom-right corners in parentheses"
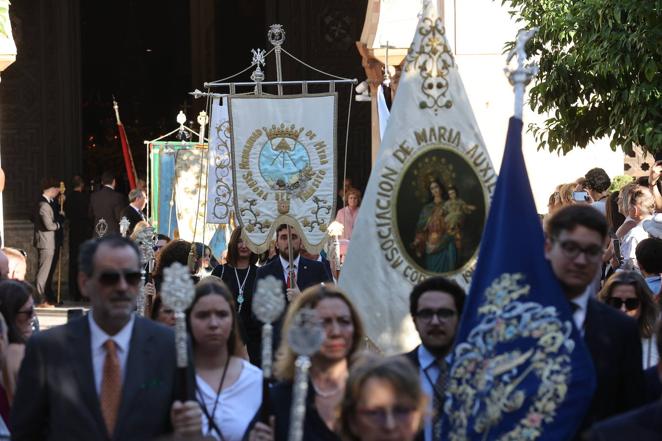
top-left (273, 284), bottom-right (366, 381)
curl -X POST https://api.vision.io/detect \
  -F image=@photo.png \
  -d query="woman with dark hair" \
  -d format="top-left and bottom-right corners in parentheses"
top-left (338, 355), bottom-right (426, 441)
top-left (150, 296), bottom-right (175, 327)
top-left (598, 271), bottom-right (659, 368)
top-left (248, 284), bottom-right (366, 441)
top-left (0, 280), bottom-right (36, 402)
top-left (187, 278), bottom-right (262, 440)
top-left (212, 227), bottom-right (260, 363)
top-left (193, 242), bottom-right (218, 279)
top-left (152, 239), bottom-right (197, 292)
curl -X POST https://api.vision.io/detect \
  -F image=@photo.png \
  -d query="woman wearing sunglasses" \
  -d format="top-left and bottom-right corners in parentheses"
top-left (248, 284), bottom-right (366, 441)
top-left (598, 270), bottom-right (659, 368)
top-left (0, 280), bottom-right (37, 403)
top-left (186, 278), bottom-right (262, 440)
top-left (338, 355), bottom-right (426, 441)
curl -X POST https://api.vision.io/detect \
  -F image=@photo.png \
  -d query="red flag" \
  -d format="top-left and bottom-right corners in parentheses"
top-left (113, 99), bottom-right (137, 189)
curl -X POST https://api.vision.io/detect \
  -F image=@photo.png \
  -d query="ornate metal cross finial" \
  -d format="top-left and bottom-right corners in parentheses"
top-left (505, 28), bottom-right (539, 119)
top-left (197, 110), bottom-right (209, 143)
top-left (161, 262), bottom-right (195, 368)
top-left (134, 226), bottom-right (155, 316)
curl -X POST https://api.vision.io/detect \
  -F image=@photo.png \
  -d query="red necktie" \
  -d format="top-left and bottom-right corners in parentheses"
top-left (100, 340), bottom-right (122, 436)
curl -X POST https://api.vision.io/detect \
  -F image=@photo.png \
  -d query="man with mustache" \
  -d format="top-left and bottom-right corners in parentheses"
top-left (11, 235), bottom-right (202, 440)
top-left (404, 276), bottom-right (465, 441)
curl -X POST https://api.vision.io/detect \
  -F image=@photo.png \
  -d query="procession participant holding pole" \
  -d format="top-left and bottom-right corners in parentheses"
top-left (248, 284), bottom-right (366, 441)
top-left (55, 181), bottom-right (66, 304)
top-left (184, 277), bottom-right (263, 441)
top-left (252, 225), bottom-right (331, 366)
top-left (11, 235), bottom-right (202, 440)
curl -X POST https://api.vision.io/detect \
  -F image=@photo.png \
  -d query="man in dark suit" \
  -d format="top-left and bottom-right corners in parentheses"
top-left (120, 188), bottom-right (147, 236)
top-left (251, 224), bottom-right (332, 364)
top-left (588, 323), bottom-right (662, 441)
top-left (33, 178), bottom-right (63, 307)
top-left (89, 171), bottom-right (127, 236)
top-left (544, 205), bottom-right (644, 436)
top-left (65, 175), bottom-right (92, 301)
top-left (404, 276), bottom-right (465, 441)
top-left (11, 235), bottom-right (201, 440)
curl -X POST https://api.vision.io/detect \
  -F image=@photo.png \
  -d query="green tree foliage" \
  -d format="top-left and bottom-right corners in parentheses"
top-left (503, 0), bottom-right (661, 154)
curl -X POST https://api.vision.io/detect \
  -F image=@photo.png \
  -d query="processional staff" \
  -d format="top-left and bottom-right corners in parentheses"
top-left (160, 262), bottom-right (195, 401)
top-left (252, 275), bottom-right (286, 422)
top-left (287, 307), bottom-right (324, 441)
top-left (327, 221), bottom-right (344, 278)
top-left (134, 226), bottom-right (155, 316)
top-left (119, 216), bottom-right (130, 238)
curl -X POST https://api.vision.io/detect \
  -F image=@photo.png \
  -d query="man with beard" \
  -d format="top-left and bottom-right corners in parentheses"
top-left (11, 235), bottom-right (202, 440)
top-left (404, 276), bottom-right (465, 441)
top-left (252, 224), bottom-right (331, 365)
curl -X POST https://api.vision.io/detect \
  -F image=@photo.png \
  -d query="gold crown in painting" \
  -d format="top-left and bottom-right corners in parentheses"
top-left (263, 123), bottom-right (304, 141)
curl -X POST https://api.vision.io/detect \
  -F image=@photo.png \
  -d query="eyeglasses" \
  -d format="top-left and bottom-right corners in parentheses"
top-left (357, 406), bottom-right (417, 426)
top-left (607, 297), bottom-right (640, 311)
top-left (17, 307), bottom-right (35, 319)
top-left (95, 270), bottom-right (142, 286)
top-left (555, 240), bottom-right (603, 262)
top-left (415, 308), bottom-right (456, 322)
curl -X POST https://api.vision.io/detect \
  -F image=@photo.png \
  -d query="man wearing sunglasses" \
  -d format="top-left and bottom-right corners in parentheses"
top-left (404, 276), bottom-right (465, 441)
top-left (11, 235), bottom-right (202, 440)
top-left (544, 205), bottom-right (645, 437)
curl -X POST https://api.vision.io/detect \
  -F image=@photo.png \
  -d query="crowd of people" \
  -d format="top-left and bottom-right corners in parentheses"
top-left (0, 163), bottom-right (657, 440)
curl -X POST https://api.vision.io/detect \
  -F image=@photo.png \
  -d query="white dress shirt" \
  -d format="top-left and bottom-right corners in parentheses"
top-left (279, 255), bottom-right (300, 284)
top-left (88, 313), bottom-right (135, 395)
top-left (570, 289), bottom-right (590, 335)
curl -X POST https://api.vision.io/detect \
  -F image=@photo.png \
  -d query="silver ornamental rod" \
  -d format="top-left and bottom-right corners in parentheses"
top-left (504, 28), bottom-right (539, 119)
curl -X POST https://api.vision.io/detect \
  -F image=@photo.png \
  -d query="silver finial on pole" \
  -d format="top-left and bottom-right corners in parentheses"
top-left (119, 216), bottom-right (130, 237)
top-left (504, 28), bottom-right (539, 119)
top-left (197, 111), bottom-right (209, 144)
top-left (287, 307), bottom-right (325, 441)
top-left (161, 262), bottom-right (195, 369)
top-left (134, 226), bottom-right (155, 316)
top-left (268, 24), bottom-right (286, 95)
top-left (250, 48), bottom-right (267, 95)
top-left (253, 275), bottom-right (287, 379)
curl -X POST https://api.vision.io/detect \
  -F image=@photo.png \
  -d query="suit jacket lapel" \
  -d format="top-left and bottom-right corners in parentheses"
top-left (68, 318), bottom-right (107, 433)
top-left (116, 317), bottom-right (151, 432)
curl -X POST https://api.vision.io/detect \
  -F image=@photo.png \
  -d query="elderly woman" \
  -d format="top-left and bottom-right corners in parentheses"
top-left (598, 271), bottom-right (659, 369)
top-left (338, 355), bottom-right (426, 441)
top-left (248, 284), bottom-right (366, 441)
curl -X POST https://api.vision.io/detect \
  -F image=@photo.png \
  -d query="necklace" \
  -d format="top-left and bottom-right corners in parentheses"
top-left (233, 266), bottom-right (251, 313)
top-left (196, 355), bottom-right (231, 441)
top-left (312, 379), bottom-right (344, 398)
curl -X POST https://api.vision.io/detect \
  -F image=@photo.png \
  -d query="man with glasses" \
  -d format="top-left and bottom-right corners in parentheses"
top-left (11, 235), bottom-right (201, 440)
top-left (544, 205), bottom-right (644, 434)
top-left (404, 276), bottom-right (465, 441)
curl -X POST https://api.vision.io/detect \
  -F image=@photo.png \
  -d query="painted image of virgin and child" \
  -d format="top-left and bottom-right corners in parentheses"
top-left (411, 177), bottom-right (476, 273)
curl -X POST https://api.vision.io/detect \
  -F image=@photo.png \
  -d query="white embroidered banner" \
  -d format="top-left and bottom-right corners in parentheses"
top-left (228, 94), bottom-right (337, 254)
top-left (339, 2), bottom-right (496, 353)
top-left (205, 96), bottom-right (233, 224)
top-left (174, 149), bottom-right (219, 243)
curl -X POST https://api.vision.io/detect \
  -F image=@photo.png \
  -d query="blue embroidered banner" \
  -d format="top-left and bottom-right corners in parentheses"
top-left (441, 118), bottom-right (595, 440)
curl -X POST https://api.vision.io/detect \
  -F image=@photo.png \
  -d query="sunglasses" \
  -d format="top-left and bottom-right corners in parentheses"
top-left (96, 270), bottom-right (142, 287)
top-left (17, 307), bottom-right (35, 319)
top-left (415, 308), bottom-right (456, 322)
top-left (607, 297), bottom-right (640, 311)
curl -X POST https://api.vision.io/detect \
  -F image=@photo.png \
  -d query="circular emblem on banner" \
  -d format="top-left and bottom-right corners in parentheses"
top-left (393, 145), bottom-right (486, 276)
top-left (258, 124), bottom-right (311, 190)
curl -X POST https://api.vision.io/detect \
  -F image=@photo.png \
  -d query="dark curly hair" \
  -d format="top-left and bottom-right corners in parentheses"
top-left (584, 168), bottom-right (611, 193)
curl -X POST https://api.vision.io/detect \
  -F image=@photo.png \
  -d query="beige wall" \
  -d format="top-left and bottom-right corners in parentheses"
top-left (446, 0), bottom-right (624, 213)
